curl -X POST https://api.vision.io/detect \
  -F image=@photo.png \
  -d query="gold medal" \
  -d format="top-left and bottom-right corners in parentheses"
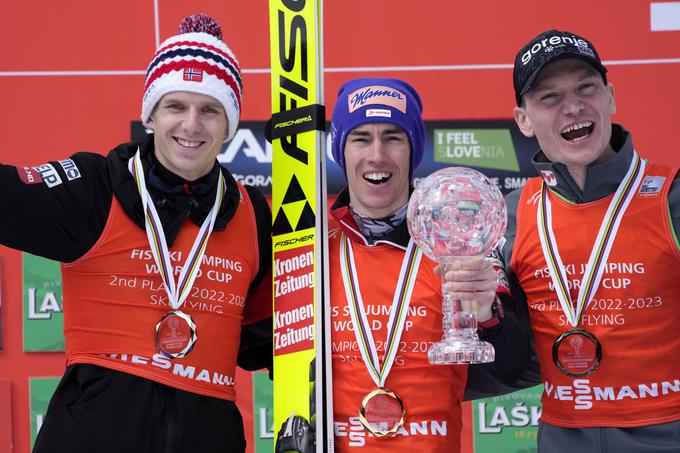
top-left (552, 329), bottom-right (601, 377)
top-left (358, 388), bottom-right (406, 437)
top-left (155, 310), bottom-right (197, 359)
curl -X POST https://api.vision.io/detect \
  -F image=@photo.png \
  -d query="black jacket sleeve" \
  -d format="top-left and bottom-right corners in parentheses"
top-left (0, 153), bottom-right (112, 262)
top-left (237, 184), bottom-right (273, 373)
top-left (463, 188), bottom-right (542, 400)
top-left (464, 295), bottom-right (541, 400)
top-left (667, 172), bottom-right (680, 238)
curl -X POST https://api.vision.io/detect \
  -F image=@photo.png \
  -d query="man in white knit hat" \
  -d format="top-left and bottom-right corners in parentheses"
top-left (0, 13), bottom-right (271, 452)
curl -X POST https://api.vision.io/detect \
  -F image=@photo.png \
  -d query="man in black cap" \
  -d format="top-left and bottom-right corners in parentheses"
top-left (504, 29), bottom-right (680, 452)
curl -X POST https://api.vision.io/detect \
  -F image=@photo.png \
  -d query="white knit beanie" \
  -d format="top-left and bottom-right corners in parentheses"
top-left (141, 14), bottom-right (242, 142)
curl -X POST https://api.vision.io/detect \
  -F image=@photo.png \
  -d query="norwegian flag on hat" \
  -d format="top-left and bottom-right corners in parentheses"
top-left (183, 68), bottom-right (204, 82)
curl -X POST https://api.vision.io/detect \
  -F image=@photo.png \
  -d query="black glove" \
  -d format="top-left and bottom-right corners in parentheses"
top-left (275, 415), bottom-right (315, 453)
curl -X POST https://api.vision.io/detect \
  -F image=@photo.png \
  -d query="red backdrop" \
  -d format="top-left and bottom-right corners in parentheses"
top-left (1, 1), bottom-right (679, 452)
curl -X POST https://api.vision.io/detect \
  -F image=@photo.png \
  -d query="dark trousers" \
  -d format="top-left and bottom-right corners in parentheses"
top-left (33, 364), bottom-right (246, 453)
top-left (538, 419), bottom-right (680, 453)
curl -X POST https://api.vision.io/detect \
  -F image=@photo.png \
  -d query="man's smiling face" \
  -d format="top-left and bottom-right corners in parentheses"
top-left (147, 91), bottom-right (228, 181)
top-left (344, 122), bottom-right (411, 219)
top-left (514, 58), bottom-right (617, 172)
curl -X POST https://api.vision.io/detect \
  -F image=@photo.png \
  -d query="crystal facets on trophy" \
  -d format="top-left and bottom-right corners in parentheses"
top-left (407, 167), bottom-right (507, 364)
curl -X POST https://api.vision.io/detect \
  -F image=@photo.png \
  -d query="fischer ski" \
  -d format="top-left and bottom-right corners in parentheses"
top-left (268, 0), bottom-right (333, 451)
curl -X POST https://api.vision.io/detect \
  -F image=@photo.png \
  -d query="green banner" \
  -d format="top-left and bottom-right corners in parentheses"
top-left (253, 371), bottom-right (274, 451)
top-left (433, 128), bottom-right (520, 172)
top-left (473, 384), bottom-right (543, 452)
top-left (29, 377), bottom-right (60, 446)
top-left (22, 253), bottom-right (64, 351)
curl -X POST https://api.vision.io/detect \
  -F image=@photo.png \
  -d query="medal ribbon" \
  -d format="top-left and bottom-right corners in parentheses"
top-left (128, 149), bottom-right (225, 310)
top-left (537, 151), bottom-right (645, 327)
top-left (339, 233), bottom-right (422, 387)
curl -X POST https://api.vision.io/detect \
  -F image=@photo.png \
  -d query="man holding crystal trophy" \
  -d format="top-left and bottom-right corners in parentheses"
top-left (326, 77), bottom-right (533, 452)
top-left (504, 30), bottom-right (680, 452)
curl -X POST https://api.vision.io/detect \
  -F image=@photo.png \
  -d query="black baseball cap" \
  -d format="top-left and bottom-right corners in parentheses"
top-left (513, 29), bottom-right (608, 105)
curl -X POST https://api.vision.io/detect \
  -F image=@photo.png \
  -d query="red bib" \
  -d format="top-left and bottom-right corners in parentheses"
top-left (512, 164), bottom-right (680, 427)
top-left (329, 229), bottom-right (467, 452)
top-left (62, 183), bottom-right (258, 401)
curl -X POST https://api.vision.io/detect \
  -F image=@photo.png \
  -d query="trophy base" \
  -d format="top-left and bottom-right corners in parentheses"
top-left (428, 338), bottom-right (495, 365)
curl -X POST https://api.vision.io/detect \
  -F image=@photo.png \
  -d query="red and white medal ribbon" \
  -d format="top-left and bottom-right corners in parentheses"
top-left (128, 149), bottom-right (225, 313)
top-left (537, 151), bottom-right (645, 327)
top-left (339, 234), bottom-right (422, 388)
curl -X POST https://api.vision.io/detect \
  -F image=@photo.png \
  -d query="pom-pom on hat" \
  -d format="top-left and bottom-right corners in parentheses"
top-left (141, 13), bottom-right (242, 142)
top-left (330, 78), bottom-right (425, 180)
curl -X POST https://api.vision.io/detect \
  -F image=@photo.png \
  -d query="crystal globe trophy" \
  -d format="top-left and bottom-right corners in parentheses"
top-left (407, 167), bottom-right (507, 364)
